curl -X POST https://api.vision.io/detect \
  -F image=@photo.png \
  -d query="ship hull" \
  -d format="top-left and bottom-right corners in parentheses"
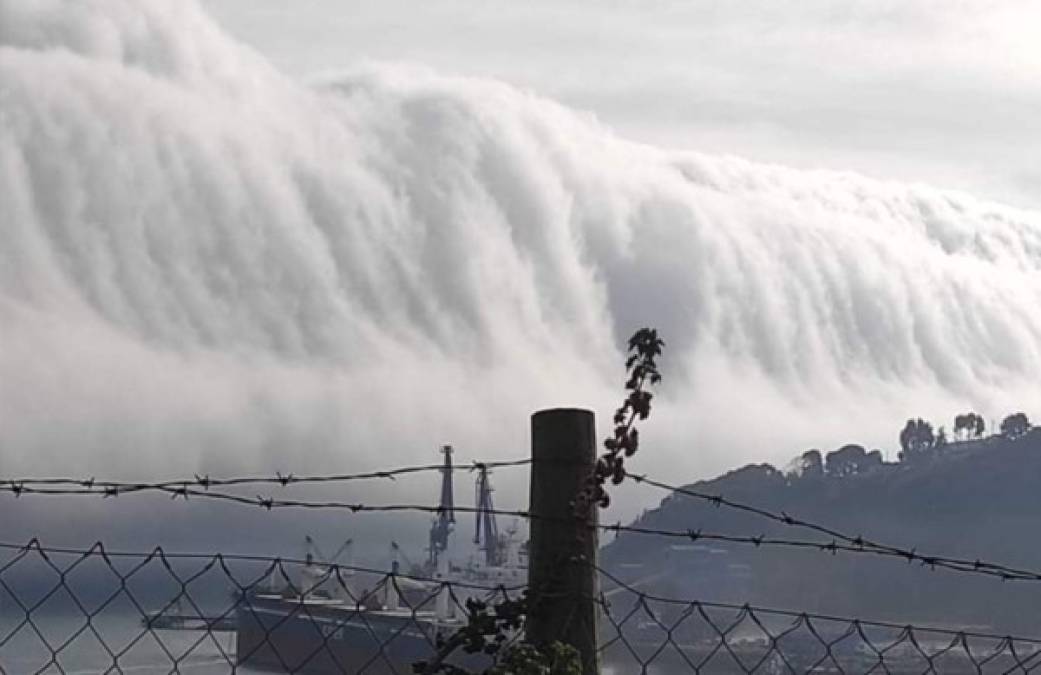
top-left (236, 596), bottom-right (486, 674)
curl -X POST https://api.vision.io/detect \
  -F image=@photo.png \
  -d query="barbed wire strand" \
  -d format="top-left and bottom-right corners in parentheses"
top-left (8, 470), bottom-right (1041, 586)
top-left (0, 457), bottom-right (532, 493)
top-left (623, 470), bottom-right (1041, 582)
top-left (3, 458), bottom-right (1025, 588)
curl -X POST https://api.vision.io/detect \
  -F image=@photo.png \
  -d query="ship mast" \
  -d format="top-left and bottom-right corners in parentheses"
top-left (427, 445), bottom-right (456, 569)
top-left (473, 465), bottom-right (502, 567)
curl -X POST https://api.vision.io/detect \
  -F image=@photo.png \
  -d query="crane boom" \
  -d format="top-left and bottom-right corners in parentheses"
top-left (427, 445), bottom-right (455, 568)
top-left (474, 466), bottom-right (502, 567)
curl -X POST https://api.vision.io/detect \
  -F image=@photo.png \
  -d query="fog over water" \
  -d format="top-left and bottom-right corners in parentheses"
top-left (4, 0), bottom-right (1041, 540)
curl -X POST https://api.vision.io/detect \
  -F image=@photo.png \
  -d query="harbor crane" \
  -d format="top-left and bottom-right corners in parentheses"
top-left (426, 445), bottom-right (456, 571)
top-left (473, 465), bottom-right (505, 567)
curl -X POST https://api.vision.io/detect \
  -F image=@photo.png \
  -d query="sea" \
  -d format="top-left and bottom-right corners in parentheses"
top-left (0, 612), bottom-right (257, 673)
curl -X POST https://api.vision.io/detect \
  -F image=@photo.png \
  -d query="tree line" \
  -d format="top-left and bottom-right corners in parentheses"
top-left (790, 411), bottom-right (1034, 479)
top-left (898, 410), bottom-right (1032, 461)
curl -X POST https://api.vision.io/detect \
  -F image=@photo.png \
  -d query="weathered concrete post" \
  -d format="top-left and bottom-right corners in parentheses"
top-left (528, 408), bottom-right (599, 674)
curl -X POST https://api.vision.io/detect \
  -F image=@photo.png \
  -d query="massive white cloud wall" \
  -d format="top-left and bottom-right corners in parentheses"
top-left (3, 0), bottom-right (1041, 486)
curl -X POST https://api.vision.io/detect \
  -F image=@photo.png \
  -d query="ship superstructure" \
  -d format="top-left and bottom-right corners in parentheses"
top-left (462, 463), bottom-right (526, 587)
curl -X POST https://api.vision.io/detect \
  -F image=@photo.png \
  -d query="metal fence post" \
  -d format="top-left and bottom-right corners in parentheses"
top-left (528, 408), bottom-right (599, 674)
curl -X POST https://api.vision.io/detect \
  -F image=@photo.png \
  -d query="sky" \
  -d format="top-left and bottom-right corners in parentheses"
top-left (202, 0), bottom-right (1041, 209)
top-left (4, 0), bottom-right (1041, 554)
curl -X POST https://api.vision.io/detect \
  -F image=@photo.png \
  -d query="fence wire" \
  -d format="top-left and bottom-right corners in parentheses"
top-left (10, 486), bottom-right (1041, 589)
top-left (596, 565), bottom-right (1041, 675)
top-left (623, 471), bottom-right (1041, 583)
top-left (8, 463), bottom-right (1041, 586)
top-left (0, 459), bottom-right (532, 495)
top-left (0, 540), bottom-right (521, 674)
top-left (2, 541), bottom-right (1039, 674)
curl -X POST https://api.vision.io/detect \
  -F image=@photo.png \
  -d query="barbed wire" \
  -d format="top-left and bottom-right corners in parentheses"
top-left (623, 470), bottom-right (1041, 583)
top-left (601, 522), bottom-right (1041, 583)
top-left (0, 457), bottom-right (531, 493)
top-left (0, 483), bottom-right (547, 522)
top-left (7, 457), bottom-right (1030, 585)
top-left (9, 471), bottom-right (1041, 587)
top-left (8, 458), bottom-right (1041, 587)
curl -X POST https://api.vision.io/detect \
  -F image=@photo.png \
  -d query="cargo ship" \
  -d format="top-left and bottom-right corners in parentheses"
top-left (235, 446), bottom-right (525, 674)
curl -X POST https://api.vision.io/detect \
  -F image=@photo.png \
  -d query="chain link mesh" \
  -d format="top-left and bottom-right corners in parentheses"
top-left (0, 541), bottom-right (521, 674)
top-left (596, 568), bottom-right (1041, 675)
top-left (4, 541), bottom-right (1040, 674)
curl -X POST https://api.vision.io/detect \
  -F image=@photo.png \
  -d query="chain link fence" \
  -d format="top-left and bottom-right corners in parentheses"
top-left (597, 572), bottom-right (1041, 674)
top-left (3, 541), bottom-right (1039, 674)
top-left (0, 541), bottom-right (521, 674)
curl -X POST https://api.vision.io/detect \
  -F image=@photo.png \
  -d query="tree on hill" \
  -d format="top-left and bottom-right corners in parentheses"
top-left (954, 412), bottom-right (985, 439)
top-left (1000, 412), bottom-right (1031, 439)
top-left (954, 414), bottom-right (969, 439)
top-left (794, 449), bottom-right (823, 478)
top-left (825, 444), bottom-right (883, 477)
top-left (899, 418), bottom-right (934, 461)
